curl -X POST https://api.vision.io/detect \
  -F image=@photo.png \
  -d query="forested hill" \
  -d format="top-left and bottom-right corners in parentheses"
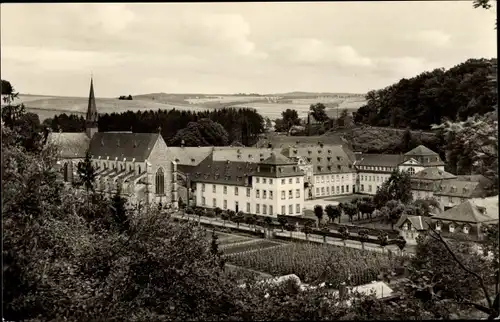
top-left (354, 58), bottom-right (497, 130)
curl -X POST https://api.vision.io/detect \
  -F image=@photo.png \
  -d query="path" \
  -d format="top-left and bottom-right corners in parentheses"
top-left (171, 212), bottom-right (414, 254)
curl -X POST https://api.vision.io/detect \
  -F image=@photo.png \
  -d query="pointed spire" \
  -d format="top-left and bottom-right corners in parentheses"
top-left (86, 76), bottom-right (97, 122)
top-left (85, 75), bottom-right (99, 138)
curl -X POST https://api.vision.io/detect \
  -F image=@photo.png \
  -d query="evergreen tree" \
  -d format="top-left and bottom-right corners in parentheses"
top-left (77, 150), bottom-right (97, 210)
top-left (111, 185), bottom-right (129, 233)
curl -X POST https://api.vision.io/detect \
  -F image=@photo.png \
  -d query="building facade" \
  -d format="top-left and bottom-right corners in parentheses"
top-left (282, 144), bottom-right (356, 198)
top-left (192, 153), bottom-right (305, 216)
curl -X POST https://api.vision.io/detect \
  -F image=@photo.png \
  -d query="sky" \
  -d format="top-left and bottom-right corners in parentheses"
top-left (1, 2), bottom-right (497, 97)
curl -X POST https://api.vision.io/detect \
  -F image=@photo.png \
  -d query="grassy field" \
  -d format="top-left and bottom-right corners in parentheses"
top-left (16, 91), bottom-right (366, 122)
top-left (229, 97), bottom-right (366, 119)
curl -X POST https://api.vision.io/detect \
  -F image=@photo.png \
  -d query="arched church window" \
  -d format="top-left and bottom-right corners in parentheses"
top-left (155, 167), bottom-right (165, 195)
top-left (138, 166), bottom-right (141, 174)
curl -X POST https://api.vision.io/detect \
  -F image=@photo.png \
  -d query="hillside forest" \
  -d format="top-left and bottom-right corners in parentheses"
top-left (354, 58), bottom-right (497, 129)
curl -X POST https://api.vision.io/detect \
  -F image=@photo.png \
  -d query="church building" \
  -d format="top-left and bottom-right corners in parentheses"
top-left (47, 78), bottom-right (178, 208)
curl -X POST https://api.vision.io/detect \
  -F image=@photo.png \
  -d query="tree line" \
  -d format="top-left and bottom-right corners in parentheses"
top-left (43, 107), bottom-right (265, 147)
top-left (354, 58), bottom-right (497, 130)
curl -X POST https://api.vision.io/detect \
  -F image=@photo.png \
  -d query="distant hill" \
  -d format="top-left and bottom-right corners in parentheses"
top-left (19, 90), bottom-right (367, 122)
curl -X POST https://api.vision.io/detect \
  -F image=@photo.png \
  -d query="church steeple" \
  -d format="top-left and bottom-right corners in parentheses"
top-left (85, 76), bottom-right (99, 138)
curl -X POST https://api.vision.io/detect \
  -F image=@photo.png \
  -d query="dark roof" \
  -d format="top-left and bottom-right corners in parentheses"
top-left (434, 179), bottom-right (489, 198)
top-left (88, 132), bottom-right (160, 162)
top-left (396, 215), bottom-right (430, 231)
top-left (47, 132), bottom-right (90, 158)
top-left (260, 152), bottom-right (295, 165)
top-left (405, 145), bottom-right (439, 156)
top-left (212, 147), bottom-right (279, 163)
top-left (411, 167), bottom-right (457, 180)
top-left (432, 200), bottom-right (498, 223)
top-left (255, 134), bottom-right (350, 149)
top-left (255, 163), bottom-right (304, 178)
top-left (285, 145), bottom-right (355, 174)
top-left (190, 157), bottom-right (257, 186)
top-left (355, 154), bottom-right (404, 167)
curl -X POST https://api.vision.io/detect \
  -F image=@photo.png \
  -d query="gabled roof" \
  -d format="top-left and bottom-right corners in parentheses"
top-left (411, 167), bottom-right (457, 180)
top-left (405, 145), bottom-right (438, 156)
top-left (46, 132), bottom-right (90, 159)
top-left (432, 200), bottom-right (499, 223)
top-left (396, 215), bottom-right (430, 231)
top-left (260, 152), bottom-right (295, 165)
top-left (88, 132), bottom-right (160, 162)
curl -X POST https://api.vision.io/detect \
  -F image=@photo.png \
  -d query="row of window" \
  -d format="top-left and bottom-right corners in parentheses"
top-left (257, 204), bottom-right (301, 215)
top-left (255, 177), bottom-right (301, 185)
top-left (315, 185), bottom-right (350, 196)
top-left (199, 198), bottom-right (302, 216)
top-left (358, 165), bottom-right (395, 172)
top-left (360, 184), bottom-right (377, 192)
top-left (359, 174), bottom-right (389, 182)
top-left (255, 189), bottom-right (301, 200)
top-left (201, 184), bottom-right (252, 196)
top-left (315, 174), bottom-right (354, 184)
top-left (93, 161), bottom-right (142, 174)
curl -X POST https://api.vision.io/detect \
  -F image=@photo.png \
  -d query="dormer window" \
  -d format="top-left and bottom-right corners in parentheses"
top-left (191, 158), bottom-right (195, 163)
top-left (449, 223), bottom-right (455, 233)
top-left (463, 224), bottom-right (470, 234)
top-left (436, 221), bottom-right (442, 231)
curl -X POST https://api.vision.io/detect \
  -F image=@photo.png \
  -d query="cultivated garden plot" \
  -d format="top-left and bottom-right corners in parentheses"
top-left (228, 243), bottom-right (405, 288)
top-left (222, 240), bottom-right (284, 256)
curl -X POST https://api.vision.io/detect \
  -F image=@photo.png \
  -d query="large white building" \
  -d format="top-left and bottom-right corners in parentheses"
top-left (354, 145), bottom-right (446, 195)
top-left (192, 153), bottom-right (305, 216)
top-left (282, 144), bottom-right (357, 198)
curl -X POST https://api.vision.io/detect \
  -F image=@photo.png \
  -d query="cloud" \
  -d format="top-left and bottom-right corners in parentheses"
top-left (72, 4), bottom-right (137, 35)
top-left (1, 46), bottom-right (128, 72)
top-left (271, 38), bottom-right (372, 67)
top-left (411, 30), bottom-right (451, 47)
top-left (174, 12), bottom-right (265, 58)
